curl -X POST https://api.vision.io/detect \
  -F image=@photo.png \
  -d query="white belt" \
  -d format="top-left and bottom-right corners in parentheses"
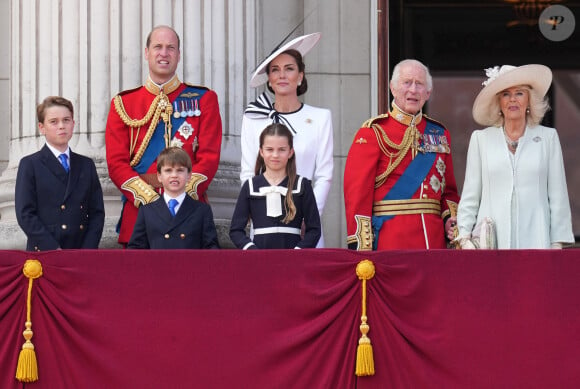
top-left (253, 227), bottom-right (301, 236)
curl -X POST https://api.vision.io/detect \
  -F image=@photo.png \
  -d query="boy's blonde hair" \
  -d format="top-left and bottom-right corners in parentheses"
top-left (157, 147), bottom-right (192, 173)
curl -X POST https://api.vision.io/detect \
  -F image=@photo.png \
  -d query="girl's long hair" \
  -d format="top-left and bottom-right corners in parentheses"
top-left (255, 123), bottom-right (297, 224)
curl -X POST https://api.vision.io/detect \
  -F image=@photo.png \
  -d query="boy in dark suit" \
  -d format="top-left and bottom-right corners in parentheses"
top-left (127, 147), bottom-right (219, 249)
top-left (15, 96), bottom-right (105, 251)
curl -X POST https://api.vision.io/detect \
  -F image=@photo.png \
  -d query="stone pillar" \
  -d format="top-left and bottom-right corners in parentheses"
top-left (0, 0), bottom-right (256, 249)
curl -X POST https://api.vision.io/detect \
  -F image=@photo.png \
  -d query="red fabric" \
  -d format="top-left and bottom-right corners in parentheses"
top-left (2, 249), bottom-right (580, 388)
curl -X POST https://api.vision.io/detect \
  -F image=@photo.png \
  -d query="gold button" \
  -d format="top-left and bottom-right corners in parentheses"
top-left (180, 234), bottom-right (185, 239)
top-left (61, 224), bottom-right (67, 230)
top-left (79, 225), bottom-right (85, 230)
top-left (164, 234), bottom-right (170, 239)
top-left (61, 204), bottom-right (66, 210)
top-left (422, 194), bottom-right (427, 198)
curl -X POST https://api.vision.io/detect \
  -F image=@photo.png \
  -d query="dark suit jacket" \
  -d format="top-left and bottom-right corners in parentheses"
top-left (15, 145), bottom-right (105, 251)
top-left (127, 195), bottom-right (219, 249)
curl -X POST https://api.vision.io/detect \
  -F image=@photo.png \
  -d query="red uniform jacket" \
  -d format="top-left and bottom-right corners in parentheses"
top-left (344, 107), bottom-right (459, 250)
top-left (106, 76), bottom-right (222, 244)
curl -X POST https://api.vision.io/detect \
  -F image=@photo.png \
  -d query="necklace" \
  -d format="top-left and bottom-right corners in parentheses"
top-left (503, 128), bottom-right (520, 150)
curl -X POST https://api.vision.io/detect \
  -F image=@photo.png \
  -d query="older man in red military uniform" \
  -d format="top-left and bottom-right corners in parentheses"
top-left (344, 59), bottom-right (459, 250)
top-left (106, 25), bottom-right (222, 246)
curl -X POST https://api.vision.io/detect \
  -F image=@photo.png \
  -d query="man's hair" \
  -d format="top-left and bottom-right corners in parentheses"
top-left (391, 59), bottom-right (433, 92)
top-left (146, 25), bottom-right (181, 51)
top-left (37, 96), bottom-right (74, 123)
top-left (157, 147), bottom-right (192, 173)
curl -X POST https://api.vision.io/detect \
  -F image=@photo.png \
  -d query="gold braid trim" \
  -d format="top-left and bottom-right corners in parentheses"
top-left (121, 177), bottom-right (160, 207)
top-left (185, 173), bottom-right (208, 200)
top-left (372, 123), bottom-right (418, 188)
top-left (113, 92), bottom-right (174, 167)
top-left (346, 215), bottom-right (373, 251)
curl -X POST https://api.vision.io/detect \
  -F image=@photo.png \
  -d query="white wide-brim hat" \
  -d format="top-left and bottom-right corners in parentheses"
top-left (249, 32), bottom-right (321, 88)
top-left (472, 64), bottom-right (552, 126)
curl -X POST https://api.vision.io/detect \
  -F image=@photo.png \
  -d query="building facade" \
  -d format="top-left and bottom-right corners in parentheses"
top-left (0, 0), bottom-right (378, 248)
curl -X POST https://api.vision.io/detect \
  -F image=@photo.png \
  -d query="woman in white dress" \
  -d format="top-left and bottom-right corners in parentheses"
top-left (456, 64), bottom-right (574, 249)
top-left (240, 33), bottom-right (333, 247)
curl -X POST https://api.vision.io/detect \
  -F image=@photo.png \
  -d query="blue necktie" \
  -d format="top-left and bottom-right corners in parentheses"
top-left (168, 199), bottom-right (178, 217)
top-left (59, 153), bottom-right (69, 173)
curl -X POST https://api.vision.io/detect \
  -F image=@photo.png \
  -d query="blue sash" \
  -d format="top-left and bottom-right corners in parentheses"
top-left (371, 120), bottom-right (444, 249)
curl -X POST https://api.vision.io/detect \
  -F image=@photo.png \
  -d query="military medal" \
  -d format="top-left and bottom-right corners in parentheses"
top-left (180, 101), bottom-right (187, 118)
top-left (187, 100), bottom-right (195, 117)
top-left (173, 102), bottom-right (180, 119)
top-left (177, 122), bottom-right (194, 140)
top-left (193, 99), bottom-right (201, 116)
top-left (170, 138), bottom-right (184, 148)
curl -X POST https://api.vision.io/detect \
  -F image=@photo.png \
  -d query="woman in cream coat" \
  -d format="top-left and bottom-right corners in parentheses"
top-left (457, 64), bottom-right (574, 249)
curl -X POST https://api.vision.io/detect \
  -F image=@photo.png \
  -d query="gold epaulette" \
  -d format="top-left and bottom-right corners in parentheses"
top-left (423, 114), bottom-right (446, 129)
top-left (116, 85), bottom-right (142, 97)
top-left (361, 113), bottom-right (389, 129)
top-left (183, 83), bottom-right (210, 91)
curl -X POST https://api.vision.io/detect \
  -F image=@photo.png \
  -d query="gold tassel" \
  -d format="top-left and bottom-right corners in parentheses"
top-left (16, 259), bottom-right (43, 383)
top-left (355, 259), bottom-right (375, 376)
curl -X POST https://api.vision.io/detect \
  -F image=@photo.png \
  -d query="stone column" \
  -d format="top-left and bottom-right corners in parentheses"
top-left (0, 0), bottom-right (256, 248)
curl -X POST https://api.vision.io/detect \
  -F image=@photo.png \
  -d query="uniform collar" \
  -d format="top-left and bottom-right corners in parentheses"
top-left (145, 74), bottom-right (181, 95)
top-left (389, 102), bottom-right (423, 126)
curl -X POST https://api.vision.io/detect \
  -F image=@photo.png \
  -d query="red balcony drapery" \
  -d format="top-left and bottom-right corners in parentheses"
top-left (2, 249), bottom-right (580, 388)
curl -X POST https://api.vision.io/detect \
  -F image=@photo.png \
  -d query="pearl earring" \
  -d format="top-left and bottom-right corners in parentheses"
top-left (526, 107), bottom-right (530, 114)
top-left (298, 81), bottom-right (302, 86)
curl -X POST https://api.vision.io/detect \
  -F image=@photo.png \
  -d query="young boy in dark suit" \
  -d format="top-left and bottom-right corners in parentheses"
top-left (127, 147), bottom-right (219, 249)
top-left (15, 96), bottom-right (105, 251)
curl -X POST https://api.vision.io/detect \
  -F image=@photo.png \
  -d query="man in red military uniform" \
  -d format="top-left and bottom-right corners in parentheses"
top-left (344, 59), bottom-right (459, 250)
top-left (106, 25), bottom-right (222, 246)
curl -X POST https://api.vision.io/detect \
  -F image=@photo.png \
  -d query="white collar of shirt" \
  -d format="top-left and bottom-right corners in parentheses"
top-left (46, 143), bottom-right (70, 161)
top-left (163, 192), bottom-right (187, 213)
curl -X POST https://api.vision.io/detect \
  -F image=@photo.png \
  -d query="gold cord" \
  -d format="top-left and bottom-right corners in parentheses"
top-left (373, 123), bottom-right (418, 188)
top-left (113, 92), bottom-right (174, 167)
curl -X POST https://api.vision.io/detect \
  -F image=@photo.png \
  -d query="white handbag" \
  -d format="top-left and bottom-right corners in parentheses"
top-left (457, 217), bottom-right (497, 249)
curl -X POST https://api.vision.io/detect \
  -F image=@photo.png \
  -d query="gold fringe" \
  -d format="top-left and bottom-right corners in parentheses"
top-left (16, 259), bottom-right (43, 383)
top-left (355, 259), bottom-right (375, 376)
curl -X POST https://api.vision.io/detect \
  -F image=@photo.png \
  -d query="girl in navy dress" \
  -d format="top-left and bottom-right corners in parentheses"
top-left (230, 123), bottom-right (321, 249)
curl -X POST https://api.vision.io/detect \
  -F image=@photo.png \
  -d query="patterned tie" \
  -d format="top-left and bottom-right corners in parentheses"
top-left (168, 199), bottom-right (178, 217)
top-left (58, 153), bottom-right (69, 173)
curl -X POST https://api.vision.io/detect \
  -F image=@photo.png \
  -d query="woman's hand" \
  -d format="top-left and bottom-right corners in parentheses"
top-left (445, 217), bottom-right (457, 241)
